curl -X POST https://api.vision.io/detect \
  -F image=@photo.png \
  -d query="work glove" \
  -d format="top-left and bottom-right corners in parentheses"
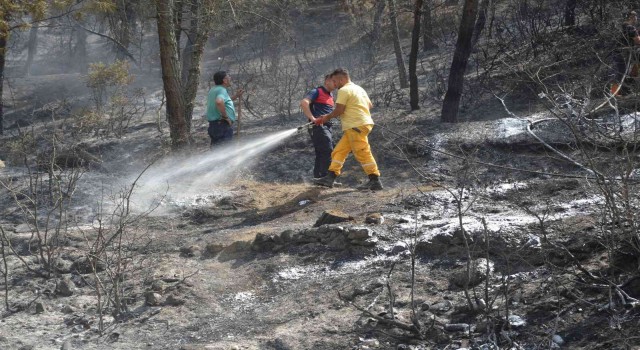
top-left (314, 116), bottom-right (325, 126)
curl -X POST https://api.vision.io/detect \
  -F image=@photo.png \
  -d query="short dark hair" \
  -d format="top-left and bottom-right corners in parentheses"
top-left (330, 68), bottom-right (349, 78)
top-left (324, 74), bottom-right (332, 81)
top-left (213, 71), bottom-right (227, 85)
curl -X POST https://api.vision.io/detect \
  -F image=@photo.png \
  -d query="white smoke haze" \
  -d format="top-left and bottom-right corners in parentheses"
top-left (125, 128), bottom-right (299, 213)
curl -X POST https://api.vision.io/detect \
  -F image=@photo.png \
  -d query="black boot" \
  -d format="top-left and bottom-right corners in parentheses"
top-left (314, 171), bottom-right (337, 188)
top-left (357, 174), bottom-right (383, 191)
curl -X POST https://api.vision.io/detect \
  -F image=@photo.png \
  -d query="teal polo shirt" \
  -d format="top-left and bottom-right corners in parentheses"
top-left (206, 86), bottom-right (236, 122)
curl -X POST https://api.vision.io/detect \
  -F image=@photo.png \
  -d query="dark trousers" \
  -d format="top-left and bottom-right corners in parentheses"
top-left (308, 124), bottom-right (333, 178)
top-left (208, 121), bottom-right (234, 146)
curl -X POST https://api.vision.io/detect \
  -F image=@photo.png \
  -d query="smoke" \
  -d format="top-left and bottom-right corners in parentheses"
top-left (126, 128), bottom-right (299, 212)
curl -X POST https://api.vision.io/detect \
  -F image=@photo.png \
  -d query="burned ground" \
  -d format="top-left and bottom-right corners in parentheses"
top-left (2, 88), bottom-right (637, 349)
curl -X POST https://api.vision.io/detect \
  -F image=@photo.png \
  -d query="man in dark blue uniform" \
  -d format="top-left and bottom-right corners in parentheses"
top-left (300, 75), bottom-right (336, 179)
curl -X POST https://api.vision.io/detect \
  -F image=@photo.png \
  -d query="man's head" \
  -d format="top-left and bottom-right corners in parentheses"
top-left (330, 68), bottom-right (350, 89)
top-left (626, 10), bottom-right (638, 23)
top-left (213, 71), bottom-right (231, 86)
top-left (323, 74), bottom-right (336, 91)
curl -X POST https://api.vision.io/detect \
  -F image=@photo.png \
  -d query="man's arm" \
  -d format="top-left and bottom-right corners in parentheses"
top-left (316, 103), bottom-right (346, 125)
top-left (216, 97), bottom-right (232, 125)
top-left (300, 98), bottom-right (316, 123)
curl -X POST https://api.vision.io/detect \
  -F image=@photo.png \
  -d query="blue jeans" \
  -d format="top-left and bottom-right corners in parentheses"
top-left (208, 120), bottom-right (234, 146)
top-left (308, 124), bottom-right (333, 178)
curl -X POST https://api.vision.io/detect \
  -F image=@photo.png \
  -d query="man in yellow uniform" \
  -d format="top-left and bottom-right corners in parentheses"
top-left (313, 68), bottom-right (382, 191)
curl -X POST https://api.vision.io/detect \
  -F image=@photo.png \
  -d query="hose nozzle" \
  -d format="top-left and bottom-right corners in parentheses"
top-left (297, 122), bottom-right (313, 131)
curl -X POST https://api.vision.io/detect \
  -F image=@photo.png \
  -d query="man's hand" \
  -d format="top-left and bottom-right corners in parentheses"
top-left (314, 116), bottom-right (325, 126)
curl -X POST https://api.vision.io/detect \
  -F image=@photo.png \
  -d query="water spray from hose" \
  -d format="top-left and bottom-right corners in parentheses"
top-left (128, 126), bottom-right (303, 211)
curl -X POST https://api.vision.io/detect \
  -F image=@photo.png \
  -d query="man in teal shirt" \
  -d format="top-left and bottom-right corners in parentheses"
top-left (206, 71), bottom-right (243, 146)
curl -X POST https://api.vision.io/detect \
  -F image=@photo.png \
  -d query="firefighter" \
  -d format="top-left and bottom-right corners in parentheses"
top-left (612, 10), bottom-right (640, 96)
top-left (300, 75), bottom-right (336, 179)
top-left (313, 68), bottom-right (383, 191)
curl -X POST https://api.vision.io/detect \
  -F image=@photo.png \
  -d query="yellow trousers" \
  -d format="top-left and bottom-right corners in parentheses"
top-left (328, 124), bottom-right (380, 176)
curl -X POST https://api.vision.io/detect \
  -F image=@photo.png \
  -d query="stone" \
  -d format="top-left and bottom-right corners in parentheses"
top-left (360, 338), bottom-right (380, 348)
top-left (64, 315), bottom-right (92, 329)
top-left (71, 257), bottom-right (106, 274)
top-left (351, 237), bottom-right (378, 247)
top-left (365, 213), bottom-right (384, 225)
top-left (390, 242), bottom-right (408, 255)
top-left (415, 229), bottom-right (473, 256)
top-left (299, 242), bottom-right (325, 253)
top-left (552, 334), bottom-right (564, 346)
top-left (420, 302), bottom-right (430, 311)
top-left (318, 225), bottom-right (346, 235)
top-left (327, 235), bottom-right (348, 250)
top-left (151, 280), bottom-right (166, 293)
top-left (61, 305), bottom-right (75, 314)
top-left (61, 340), bottom-right (72, 350)
top-left (291, 229), bottom-right (321, 244)
top-left (179, 245), bottom-right (201, 258)
top-left (56, 277), bottom-right (75, 297)
top-left (450, 258), bottom-right (494, 288)
top-left (7, 232), bottom-right (38, 256)
top-left (350, 279), bottom-right (385, 299)
top-left (71, 273), bottom-right (94, 288)
top-left (35, 302), bottom-right (46, 314)
top-left (313, 210), bottom-right (354, 227)
top-left (508, 315), bottom-right (527, 328)
top-left (14, 224), bottom-right (32, 233)
top-left (217, 241), bottom-right (251, 262)
top-left (444, 323), bottom-right (470, 332)
top-left (204, 243), bottom-right (225, 257)
top-left (53, 258), bottom-right (73, 274)
top-left (431, 300), bottom-right (452, 314)
top-left (347, 228), bottom-right (374, 240)
top-left (266, 338), bottom-right (292, 350)
top-left (280, 230), bottom-right (294, 242)
top-left (145, 292), bottom-right (162, 306)
top-left (475, 298), bottom-right (487, 310)
top-left (349, 244), bottom-right (377, 256)
top-left (251, 233), bottom-right (279, 253)
top-left (0, 159), bottom-right (4, 168)
top-left (164, 295), bottom-right (186, 306)
top-left (522, 235), bottom-right (541, 249)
